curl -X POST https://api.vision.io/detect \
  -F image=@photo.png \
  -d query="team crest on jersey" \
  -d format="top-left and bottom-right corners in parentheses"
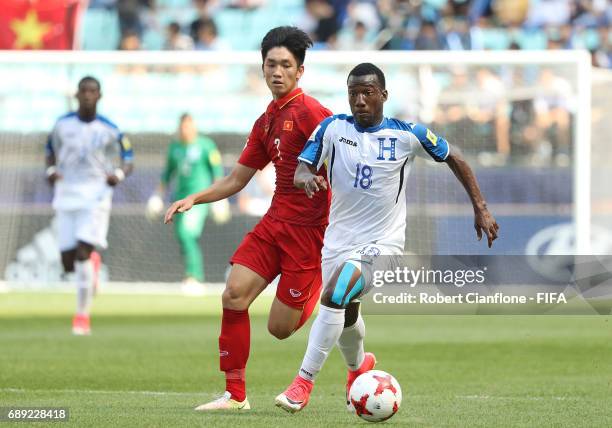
top-left (282, 120), bottom-right (293, 131)
top-left (377, 138), bottom-right (397, 161)
top-left (357, 245), bottom-right (381, 257)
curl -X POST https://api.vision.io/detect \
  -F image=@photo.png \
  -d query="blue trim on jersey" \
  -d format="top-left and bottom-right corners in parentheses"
top-left (96, 114), bottom-right (119, 130)
top-left (329, 144), bottom-right (336, 188)
top-left (353, 116), bottom-right (386, 133)
top-left (298, 115), bottom-right (340, 166)
top-left (56, 112), bottom-right (78, 123)
top-left (45, 135), bottom-right (54, 156)
top-left (384, 118), bottom-right (412, 132)
top-left (120, 136), bottom-right (134, 162)
top-left (49, 112), bottom-right (78, 155)
top-left (410, 123), bottom-right (449, 162)
top-left (97, 114), bottom-right (133, 162)
top-left (395, 156), bottom-right (410, 204)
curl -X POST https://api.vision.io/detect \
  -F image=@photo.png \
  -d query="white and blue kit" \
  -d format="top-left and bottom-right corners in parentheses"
top-left (298, 114), bottom-right (449, 304)
top-left (46, 113), bottom-right (133, 250)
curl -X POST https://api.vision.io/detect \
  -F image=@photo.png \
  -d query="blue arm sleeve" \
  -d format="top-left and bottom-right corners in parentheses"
top-left (298, 115), bottom-right (335, 168)
top-left (410, 123), bottom-right (450, 162)
top-left (118, 133), bottom-right (134, 162)
top-left (45, 134), bottom-right (54, 157)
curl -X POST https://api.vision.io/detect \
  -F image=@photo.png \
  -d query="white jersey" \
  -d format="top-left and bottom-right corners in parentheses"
top-left (46, 113), bottom-right (133, 211)
top-left (298, 115), bottom-right (450, 259)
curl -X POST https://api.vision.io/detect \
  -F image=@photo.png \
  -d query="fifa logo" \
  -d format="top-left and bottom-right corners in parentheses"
top-left (377, 138), bottom-right (397, 161)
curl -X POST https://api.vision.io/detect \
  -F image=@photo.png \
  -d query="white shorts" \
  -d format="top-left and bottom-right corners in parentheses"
top-left (322, 243), bottom-right (400, 303)
top-left (56, 208), bottom-right (110, 251)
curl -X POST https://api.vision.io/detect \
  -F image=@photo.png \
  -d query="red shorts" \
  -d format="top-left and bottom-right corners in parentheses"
top-left (230, 214), bottom-right (326, 310)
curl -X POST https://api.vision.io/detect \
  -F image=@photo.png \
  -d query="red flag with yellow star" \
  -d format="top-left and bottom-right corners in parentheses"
top-left (0, 0), bottom-right (84, 50)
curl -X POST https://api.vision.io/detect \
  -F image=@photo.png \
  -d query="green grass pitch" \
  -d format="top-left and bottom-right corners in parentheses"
top-left (1, 292), bottom-right (611, 427)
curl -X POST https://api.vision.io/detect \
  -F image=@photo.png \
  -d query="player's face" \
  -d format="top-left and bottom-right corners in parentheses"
top-left (76, 81), bottom-right (101, 112)
top-left (348, 74), bottom-right (387, 128)
top-left (263, 47), bottom-right (304, 100)
top-left (179, 116), bottom-right (197, 142)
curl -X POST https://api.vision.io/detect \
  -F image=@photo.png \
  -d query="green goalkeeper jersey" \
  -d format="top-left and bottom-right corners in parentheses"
top-left (161, 135), bottom-right (224, 199)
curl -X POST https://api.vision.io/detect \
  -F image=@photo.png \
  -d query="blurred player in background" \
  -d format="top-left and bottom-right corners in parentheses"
top-left (164, 26), bottom-right (332, 410)
top-left (46, 76), bottom-right (134, 335)
top-left (146, 113), bottom-right (227, 290)
top-left (275, 63), bottom-right (498, 413)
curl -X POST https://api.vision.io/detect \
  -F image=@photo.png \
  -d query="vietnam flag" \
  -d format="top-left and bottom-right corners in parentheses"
top-left (0, 0), bottom-right (85, 50)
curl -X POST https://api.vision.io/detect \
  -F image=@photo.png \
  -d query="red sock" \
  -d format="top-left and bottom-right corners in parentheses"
top-left (225, 369), bottom-right (246, 402)
top-left (219, 308), bottom-right (250, 401)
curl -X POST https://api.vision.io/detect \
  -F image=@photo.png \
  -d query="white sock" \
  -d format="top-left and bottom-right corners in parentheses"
top-left (75, 259), bottom-right (94, 315)
top-left (337, 314), bottom-right (365, 371)
top-left (298, 305), bottom-right (345, 382)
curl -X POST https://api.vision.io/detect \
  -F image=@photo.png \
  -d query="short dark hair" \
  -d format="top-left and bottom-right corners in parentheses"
top-left (78, 76), bottom-right (101, 91)
top-left (168, 22), bottom-right (181, 34)
top-left (199, 17), bottom-right (218, 37)
top-left (347, 63), bottom-right (386, 89)
top-left (261, 26), bottom-right (313, 66)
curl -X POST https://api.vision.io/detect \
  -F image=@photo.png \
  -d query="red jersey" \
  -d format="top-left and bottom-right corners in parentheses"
top-left (238, 88), bottom-right (332, 226)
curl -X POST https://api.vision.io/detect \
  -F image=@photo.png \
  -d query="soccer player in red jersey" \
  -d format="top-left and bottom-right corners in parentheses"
top-left (164, 26), bottom-right (332, 410)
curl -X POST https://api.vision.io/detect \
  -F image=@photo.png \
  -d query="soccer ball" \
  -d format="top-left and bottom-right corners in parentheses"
top-left (348, 370), bottom-right (402, 423)
top-left (145, 194), bottom-right (164, 222)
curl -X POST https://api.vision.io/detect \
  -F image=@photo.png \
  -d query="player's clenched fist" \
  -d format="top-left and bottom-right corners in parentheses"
top-left (45, 166), bottom-right (62, 185)
top-left (304, 176), bottom-right (327, 199)
top-left (47, 172), bottom-right (62, 185)
top-left (164, 196), bottom-right (195, 224)
top-left (474, 207), bottom-right (499, 248)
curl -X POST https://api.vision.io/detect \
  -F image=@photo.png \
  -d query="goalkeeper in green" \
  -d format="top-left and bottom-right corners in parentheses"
top-left (147, 113), bottom-right (227, 284)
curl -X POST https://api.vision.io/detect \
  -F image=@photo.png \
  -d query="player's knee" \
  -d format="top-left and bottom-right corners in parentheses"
top-left (222, 282), bottom-right (249, 310)
top-left (321, 262), bottom-right (364, 309)
top-left (61, 252), bottom-right (76, 273)
top-left (267, 320), bottom-right (293, 340)
top-left (75, 242), bottom-right (94, 261)
top-left (320, 288), bottom-right (344, 309)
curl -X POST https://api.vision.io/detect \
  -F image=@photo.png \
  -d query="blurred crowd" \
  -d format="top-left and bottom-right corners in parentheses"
top-left (89, 0), bottom-right (612, 68)
top-left (76, 0), bottom-right (610, 168)
top-left (423, 65), bottom-right (575, 167)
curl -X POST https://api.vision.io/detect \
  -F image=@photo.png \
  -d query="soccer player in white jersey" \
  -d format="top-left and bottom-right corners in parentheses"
top-left (45, 76), bottom-right (134, 335)
top-left (275, 63), bottom-right (499, 412)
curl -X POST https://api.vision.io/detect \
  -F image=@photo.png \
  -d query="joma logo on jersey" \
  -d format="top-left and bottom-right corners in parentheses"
top-left (377, 137), bottom-right (397, 161)
top-left (339, 136), bottom-right (357, 147)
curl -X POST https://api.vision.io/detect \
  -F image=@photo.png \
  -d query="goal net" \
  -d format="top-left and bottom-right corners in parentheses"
top-left (0, 50), bottom-right (594, 288)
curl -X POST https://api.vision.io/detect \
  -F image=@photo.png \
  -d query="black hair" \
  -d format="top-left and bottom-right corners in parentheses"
top-left (347, 63), bottom-right (386, 89)
top-left (198, 17), bottom-right (218, 37)
top-left (179, 112), bottom-right (192, 122)
top-left (78, 76), bottom-right (101, 91)
top-left (261, 26), bottom-right (313, 66)
top-left (168, 22), bottom-right (181, 33)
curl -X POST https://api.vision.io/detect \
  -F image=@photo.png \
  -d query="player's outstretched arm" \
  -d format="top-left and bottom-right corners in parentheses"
top-left (164, 163), bottom-right (257, 224)
top-left (294, 162), bottom-right (327, 199)
top-left (445, 147), bottom-right (499, 247)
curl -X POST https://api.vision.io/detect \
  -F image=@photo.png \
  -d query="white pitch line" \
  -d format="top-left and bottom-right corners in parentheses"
top-left (457, 395), bottom-right (580, 401)
top-left (0, 388), bottom-right (207, 397)
top-left (1, 388), bottom-right (583, 401)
